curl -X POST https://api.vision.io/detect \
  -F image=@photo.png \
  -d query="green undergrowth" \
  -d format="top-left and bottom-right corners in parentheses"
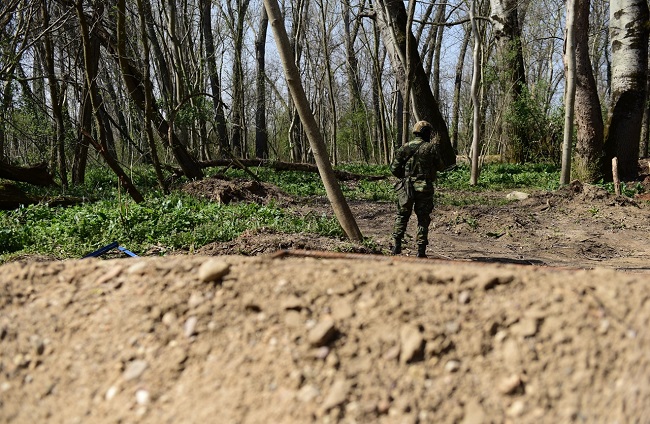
top-left (7, 160), bottom-right (636, 262)
top-left (0, 194), bottom-right (342, 261)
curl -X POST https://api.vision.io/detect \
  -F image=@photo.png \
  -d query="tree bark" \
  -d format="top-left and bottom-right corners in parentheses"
top-left (490, 0), bottom-right (528, 162)
top-left (561, 0), bottom-right (576, 185)
top-left (470, 0), bottom-right (482, 185)
top-left (200, 0), bottom-right (229, 154)
top-left (572, 0), bottom-right (604, 182)
top-left (604, 0), bottom-right (649, 181)
top-left (40, 0), bottom-right (67, 189)
top-left (373, 0), bottom-right (456, 168)
top-left (0, 162), bottom-right (57, 187)
top-left (264, 0), bottom-right (363, 242)
top-left (78, 1), bottom-right (144, 203)
top-left (255, 5), bottom-right (269, 159)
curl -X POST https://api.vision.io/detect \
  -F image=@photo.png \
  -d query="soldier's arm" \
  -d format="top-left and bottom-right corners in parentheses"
top-left (390, 146), bottom-right (410, 178)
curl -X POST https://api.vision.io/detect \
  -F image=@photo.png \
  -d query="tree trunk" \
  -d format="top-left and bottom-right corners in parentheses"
top-left (137, 0), bottom-right (167, 193)
top-left (108, 1), bottom-right (203, 180)
top-left (572, 0), bottom-right (604, 182)
top-left (451, 24), bottom-right (470, 152)
top-left (41, 0), bottom-right (67, 189)
top-left (264, 0), bottom-right (363, 242)
top-left (255, 5), bottom-right (269, 159)
top-left (490, 0), bottom-right (528, 162)
top-left (561, 0), bottom-right (576, 185)
top-left (373, 0), bottom-right (456, 168)
top-left (470, 0), bottom-right (482, 186)
top-left (200, 0), bottom-right (229, 154)
top-left (604, 0), bottom-right (649, 181)
top-left (76, 1), bottom-right (144, 203)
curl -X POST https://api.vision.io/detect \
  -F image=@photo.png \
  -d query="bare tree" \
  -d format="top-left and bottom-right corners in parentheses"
top-left (264, 0), bottom-right (363, 242)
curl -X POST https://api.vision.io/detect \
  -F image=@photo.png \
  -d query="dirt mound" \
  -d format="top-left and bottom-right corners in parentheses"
top-left (180, 176), bottom-right (293, 205)
top-left (197, 228), bottom-right (377, 256)
top-left (1, 255), bottom-right (648, 423)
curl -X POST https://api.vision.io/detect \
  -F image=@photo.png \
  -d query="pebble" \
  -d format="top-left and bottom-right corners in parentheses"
top-left (197, 260), bottom-right (231, 283)
top-left (507, 400), bottom-right (525, 417)
top-left (458, 290), bottom-right (471, 304)
top-left (105, 385), bottom-right (118, 401)
top-left (330, 298), bottom-right (354, 320)
top-left (184, 316), bottom-right (198, 337)
top-left (321, 379), bottom-right (349, 412)
top-left (498, 374), bottom-right (521, 395)
top-left (297, 384), bottom-right (320, 402)
top-left (445, 360), bottom-right (461, 373)
top-left (135, 389), bottom-right (150, 405)
top-left (308, 319), bottom-right (337, 347)
top-left (123, 360), bottom-right (148, 381)
top-left (400, 325), bottom-right (423, 364)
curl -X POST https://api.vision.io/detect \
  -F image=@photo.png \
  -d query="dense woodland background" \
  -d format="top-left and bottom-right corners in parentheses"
top-left (0, 0), bottom-right (648, 198)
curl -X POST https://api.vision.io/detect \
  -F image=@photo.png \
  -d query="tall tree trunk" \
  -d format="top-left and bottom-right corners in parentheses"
top-left (469, 0), bottom-right (482, 185)
top-left (431, 1), bottom-right (447, 100)
top-left (41, 0), bottom-right (67, 189)
top-left (373, 0), bottom-right (456, 168)
top-left (110, 0), bottom-right (203, 180)
top-left (76, 1), bottom-right (144, 203)
top-left (573, 0), bottom-right (604, 182)
top-left (200, 0), bottom-right (229, 154)
top-left (264, 0), bottom-right (363, 242)
top-left (561, 0), bottom-right (577, 185)
top-left (451, 24), bottom-right (470, 152)
top-left (255, 5), bottom-right (269, 159)
top-left (604, 0), bottom-right (649, 181)
top-left (490, 0), bottom-right (528, 162)
top-left (137, 0), bottom-right (167, 193)
top-left (228, 0), bottom-right (251, 158)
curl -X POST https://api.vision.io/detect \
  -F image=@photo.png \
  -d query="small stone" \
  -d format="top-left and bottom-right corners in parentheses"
top-left (445, 360), bottom-right (461, 373)
top-left (308, 319), bottom-right (337, 347)
top-left (198, 260), bottom-right (231, 283)
top-left (188, 292), bottom-right (204, 309)
top-left (458, 291), bottom-right (471, 304)
top-left (322, 379), bottom-right (349, 412)
top-left (513, 318), bottom-right (538, 337)
top-left (400, 325), bottom-right (423, 364)
top-left (123, 360), bottom-right (148, 381)
top-left (105, 386), bottom-right (118, 401)
top-left (506, 191), bottom-right (530, 200)
top-left (135, 389), bottom-right (150, 405)
top-left (314, 346), bottom-right (330, 360)
top-left (297, 384), bottom-right (320, 402)
top-left (507, 400), bottom-right (525, 417)
top-left (445, 321), bottom-right (460, 334)
top-left (162, 312), bottom-right (177, 326)
top-left (498, 374), bottom-right (521, 395)
top-left (184, 316), bottom-right (198, 337)
top-left (461, 399), bottom-right (485, 424)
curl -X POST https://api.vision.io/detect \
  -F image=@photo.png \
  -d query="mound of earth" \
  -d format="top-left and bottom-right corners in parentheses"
top-left (180, 176), bottom-right (293, 206)
top-left (1, 255), bottom-right (648, 423)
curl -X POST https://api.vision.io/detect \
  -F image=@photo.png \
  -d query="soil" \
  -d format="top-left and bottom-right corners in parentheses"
top-left (2, 165), bottom-right (650, 423)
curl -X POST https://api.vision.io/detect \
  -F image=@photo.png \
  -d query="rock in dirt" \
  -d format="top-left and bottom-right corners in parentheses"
top-left (308, 319), bottom-right (337, 347)
top-left (197, 260), bottom-right (231, 282)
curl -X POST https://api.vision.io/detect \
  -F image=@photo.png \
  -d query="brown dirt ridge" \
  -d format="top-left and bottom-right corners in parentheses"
top-left (1, 171), bottom-right (650, 423)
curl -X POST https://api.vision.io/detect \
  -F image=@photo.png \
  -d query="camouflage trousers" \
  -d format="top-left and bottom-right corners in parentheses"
top-left (392, 189), bottom-right (434, 247)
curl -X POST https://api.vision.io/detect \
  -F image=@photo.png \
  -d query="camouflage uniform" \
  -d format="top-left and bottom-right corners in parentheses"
top-left (390, 130), bottom-right (446, 254)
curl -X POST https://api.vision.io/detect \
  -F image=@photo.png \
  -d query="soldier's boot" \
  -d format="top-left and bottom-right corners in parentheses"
top-left (417, 245), bottom-right (427, 258)
top-left (392, 239), bottom-right (402, 255)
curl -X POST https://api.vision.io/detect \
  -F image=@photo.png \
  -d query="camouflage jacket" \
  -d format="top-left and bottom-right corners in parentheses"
top-left (390, 135), bottom-right (446, 192)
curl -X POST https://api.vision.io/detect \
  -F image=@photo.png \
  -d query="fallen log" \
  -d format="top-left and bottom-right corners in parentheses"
top-left (0, 162), bottom-right (58, 187)
top-left (198, 159), bottom-right (388, 181)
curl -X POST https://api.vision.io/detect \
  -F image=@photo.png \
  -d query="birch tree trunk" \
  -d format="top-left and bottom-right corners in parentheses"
top-left (264, 0), bottom-right (363, 242)
top-left (605, 0), bottom-right (649, 181)
top-left (561, 0), bottom-right (576, 185)
top-left (469, 0), bottom-right (482, 185)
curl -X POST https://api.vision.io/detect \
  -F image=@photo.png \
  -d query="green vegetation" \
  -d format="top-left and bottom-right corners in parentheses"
top-left (3, 161), bottom-right (642, 262)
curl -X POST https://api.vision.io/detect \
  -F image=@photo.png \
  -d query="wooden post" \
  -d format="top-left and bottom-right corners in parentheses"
top-left (612, 157), bottom-right (621, 196)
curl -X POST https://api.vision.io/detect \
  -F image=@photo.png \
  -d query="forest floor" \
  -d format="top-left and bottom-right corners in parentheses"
top-left (2, 162), bottom-right (650, 423)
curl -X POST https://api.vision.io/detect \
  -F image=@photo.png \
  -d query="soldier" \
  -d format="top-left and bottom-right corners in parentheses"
top-left (390, 120), bottom-right (446, 258)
